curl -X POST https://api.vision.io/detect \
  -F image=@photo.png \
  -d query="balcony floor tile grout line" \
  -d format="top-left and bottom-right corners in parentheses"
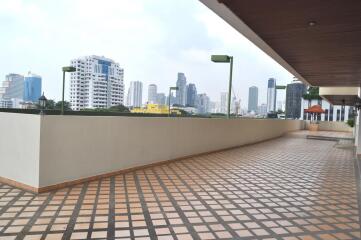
top-left (142, 169), bottom-right (179, 240)
top-left (15, 193), bottom-right (54, 240)
top-left (166, 164), bottom-right (241, 239)
top-left (1, 192), bottom-right (33, 237)
top-left (151, 167), bottom-right (200, 240)
top-left (0, 190), bottom-right (25, 220)
top-left (107, 176), bottom-right (115, 240)
top-left (133, 171), bottom-right (158, 240)
top-left (61, 183), bottom-right (88, 240)
top-left (86, 180), bottom-right (102, 239)
top-left (40, 188), bottom-right (73, 240)
top-left (180, 149), bottom-right (359, 238)
top-left (123, 174), bottom-right (135, 240)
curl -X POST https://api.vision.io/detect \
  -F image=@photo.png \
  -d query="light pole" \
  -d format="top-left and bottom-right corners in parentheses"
top-left (168, 87), bottom-right (179, 117)
top-left (211, 55), bottom-right (233, 119)
top-left (61, 66), bottom-right (76, 115)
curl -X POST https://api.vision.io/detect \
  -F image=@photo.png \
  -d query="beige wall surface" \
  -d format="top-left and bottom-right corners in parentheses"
top-left (305, 121), bottom-right (353, 132)
top-left (39, 116), bottom-right (303, 187)
top-left (0, 113), bottom-right (40, 187)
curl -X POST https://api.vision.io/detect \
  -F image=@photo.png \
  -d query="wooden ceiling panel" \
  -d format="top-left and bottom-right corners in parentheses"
top-left (220, 0), bottom-right (361, 86)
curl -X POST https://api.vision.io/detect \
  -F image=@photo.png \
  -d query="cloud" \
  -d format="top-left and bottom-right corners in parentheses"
top-left (0, 0), bottom-right (293, 109)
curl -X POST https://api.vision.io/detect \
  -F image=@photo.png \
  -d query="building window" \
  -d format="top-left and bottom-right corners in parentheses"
top-left (336, 109), bottom-right (340, 121)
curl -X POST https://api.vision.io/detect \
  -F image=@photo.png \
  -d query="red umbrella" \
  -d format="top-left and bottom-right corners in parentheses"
top-left (304, 105), bottom-right (325, 114)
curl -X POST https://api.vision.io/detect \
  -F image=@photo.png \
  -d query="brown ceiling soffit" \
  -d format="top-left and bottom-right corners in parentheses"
top-left (213, 0), bottom-right (361, 87)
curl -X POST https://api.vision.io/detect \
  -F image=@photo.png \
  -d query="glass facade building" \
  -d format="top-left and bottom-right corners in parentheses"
top-left (24, 72), bottom-right (42, 102)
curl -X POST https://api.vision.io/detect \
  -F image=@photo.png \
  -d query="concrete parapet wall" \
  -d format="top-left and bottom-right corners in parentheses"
top-left (0, 113), bottom-right (304, 190)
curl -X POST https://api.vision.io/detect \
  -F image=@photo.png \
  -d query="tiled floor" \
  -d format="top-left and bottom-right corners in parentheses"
top-left (0, 132), bottom-right (360, 240)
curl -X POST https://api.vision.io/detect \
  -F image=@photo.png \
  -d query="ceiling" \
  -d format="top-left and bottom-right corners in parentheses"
top-left (322, 95), bottom-right (359, 106)
top-left (217, 0), bottom-right (361, 87)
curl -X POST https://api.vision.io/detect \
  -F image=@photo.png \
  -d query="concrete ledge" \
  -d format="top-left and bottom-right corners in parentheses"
top-left (0, 113), bottom-right (303, 192)
top-left (1, 136), bottom-right (283, 193)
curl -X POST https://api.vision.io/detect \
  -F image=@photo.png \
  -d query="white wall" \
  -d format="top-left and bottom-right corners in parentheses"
top-left (305, 121), bottom-right (353, 132)
top-left (0, 113), bottom-right (40, 187)
top-left (39, 116), bottom-right (303, 187)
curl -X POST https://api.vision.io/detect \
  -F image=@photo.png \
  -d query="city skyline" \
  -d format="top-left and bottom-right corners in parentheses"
top-left (0, 0), bottom-right (292, 109)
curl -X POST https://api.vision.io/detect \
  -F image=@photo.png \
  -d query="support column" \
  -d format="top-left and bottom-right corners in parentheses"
top-left (356, 113), bottom-right (361, 155)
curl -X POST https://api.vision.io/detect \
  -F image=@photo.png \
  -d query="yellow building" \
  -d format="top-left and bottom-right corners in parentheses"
top-left (131, 104), bottom-right (181, 115)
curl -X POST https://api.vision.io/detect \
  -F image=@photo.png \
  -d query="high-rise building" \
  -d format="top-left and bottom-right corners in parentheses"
top-left (220, 92), bottom-right (228, 114)
top-left (166, 92), bottom-right (176, 106)
top-left (176, 73), bottom-right (187, 106)
top-left (232, 97), bottom-right (240, 115)
top-left (0, 74), bottom-right (24, 101)
top-left (24, 72), bottom-right (42, 102)
top-left (258, 104), bottom-right (268, 116)
top-left (148, 84), bottom-right (157, 104)
top-left (197, 93), bottom-right (210, 114)
top-left (126, 81), bottom-right (143, 107)
top-left (156, 93), bottom-right (166, 105)
top-left (286, 80), bottom-right (307, 119)
top-left (186, 83), bottom-right (197, 107)
top-left (70, 55), bottom-right (124, 110)
top-left (267, 78), bottom-right (277, 113)
top-left (248, 86), bottom-right (258, 113)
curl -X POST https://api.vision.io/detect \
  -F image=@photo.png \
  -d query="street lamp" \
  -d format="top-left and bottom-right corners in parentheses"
top-left (168, 87), bottom-right (179, 117)
top-left (211, 55), bottom-right (233, 119)
top-left (61, 66), bottom-right (76, 115)
top-left (38, 92), bottom-right (47, 115)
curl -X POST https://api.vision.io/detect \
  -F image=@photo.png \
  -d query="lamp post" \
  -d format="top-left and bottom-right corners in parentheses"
top-left (61, 66), bottom-right (76, 115)
top-left (168, 87), bottom-right (179, 117)
top-left (211, 55), bottom-right (233, 119)
top-left (38, 92), bottom-right (47, 115)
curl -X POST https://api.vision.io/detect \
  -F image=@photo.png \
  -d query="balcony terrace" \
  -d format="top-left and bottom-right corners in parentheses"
top-left (0, 129), bottom-right (360, 240)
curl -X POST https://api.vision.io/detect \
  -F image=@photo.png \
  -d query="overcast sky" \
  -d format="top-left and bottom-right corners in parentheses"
top-left (0, 0), bottom-right (293, 108)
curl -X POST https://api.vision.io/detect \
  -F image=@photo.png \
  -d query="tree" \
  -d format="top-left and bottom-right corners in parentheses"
top-left (35, 99), bottom-right (55, 110)
top-left (303, 86), bottom-right (321, 108)
top-left (55, 101), bottom-right (72, 111)
top-left (108, 104), bottom-right (130, 113)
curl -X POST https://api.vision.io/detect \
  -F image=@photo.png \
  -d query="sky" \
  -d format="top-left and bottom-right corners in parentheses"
top-left (0, 0), bottom-right (294, 108)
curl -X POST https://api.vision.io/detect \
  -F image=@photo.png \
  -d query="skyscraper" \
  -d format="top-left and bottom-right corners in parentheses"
top-left (267, 78), bottom-right (277, 113)
top-left (70, 55), bottom-right (124, 110)
top-left (248, 86), bottom-right (258, 113)
top-left (186, 83), bottom-right (197, 107)
top-left (127, 81), bottom-right (143, 107)
top-left (286, 79), bottom-right (306, 119)
top-left (197, 93), bottom-right (210, 114)
top-left (176, 73), bottom-right (187, 106)
top-left (156, 93), bottom-right (166, 105)
top-left (0, 74), bottom-right (24, 100)
top-left (258, 104), bottom-right (267, 116)
top-left (148, 84), bottom-right (157, 104)
top-left (220, 92), bottom-right (228, 114)
top-left (166, 92), bottom-right (176, 106)
top-left (24, 72), bottom-right (42, 102)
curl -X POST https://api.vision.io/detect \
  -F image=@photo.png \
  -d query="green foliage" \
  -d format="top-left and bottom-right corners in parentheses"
top-left (303, 86), bottom-right (321, 100)
top-left (81, 104), bottom-right (130, 113)
top-left (347, 119), bottom-right (355, 128)
top-left (108, 104), bottom-right (130, 113)
top-left (55, 101), bottom-right (72, 111)
top-left (36, 100), bottom-right (72, 111)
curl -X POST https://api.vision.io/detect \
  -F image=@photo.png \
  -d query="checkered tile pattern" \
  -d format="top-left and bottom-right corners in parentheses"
top-left (0, 133), bottom-right (360, 239)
